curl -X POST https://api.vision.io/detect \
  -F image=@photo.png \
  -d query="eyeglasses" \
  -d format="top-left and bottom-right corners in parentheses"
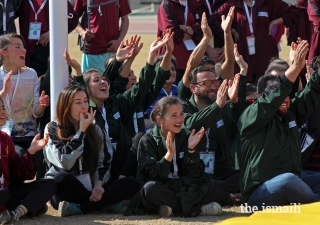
top-left (193, 79), bottom-right (221, 87)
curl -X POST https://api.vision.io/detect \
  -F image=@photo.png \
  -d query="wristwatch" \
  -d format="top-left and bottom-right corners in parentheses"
top-left (185, 26), bottom-right (189, 33)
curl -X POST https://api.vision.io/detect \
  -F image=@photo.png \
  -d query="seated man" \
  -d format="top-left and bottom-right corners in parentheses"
top-left (238, 40), bottom-right (320, 210)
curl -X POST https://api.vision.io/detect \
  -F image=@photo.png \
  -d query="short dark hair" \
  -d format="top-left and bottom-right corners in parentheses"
top-left (246, 83), bottom-right (257, 96)
top-left (200, 55), bottom-right (215, 67)
top-left (310, 56), bottom-right (320, 71)
top-left (154, 54), bottom-right (177, 68)
top-left (265, 58), bottom-right (289, 75)
top-left (189, 65), bottom-right (215, 84)
top-left (257, 74), bottom-right (278, 95)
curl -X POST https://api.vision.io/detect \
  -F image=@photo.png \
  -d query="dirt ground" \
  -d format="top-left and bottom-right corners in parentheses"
top-left (10, 205), bottom-right (249, 225)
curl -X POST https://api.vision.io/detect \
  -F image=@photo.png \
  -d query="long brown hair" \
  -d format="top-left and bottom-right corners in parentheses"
top-left (55, 85), bottom-right (101, 175)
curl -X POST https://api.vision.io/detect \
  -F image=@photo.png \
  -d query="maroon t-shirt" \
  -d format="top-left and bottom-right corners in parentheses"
top-left (28, 0), bottom-right (49, 52)
top-left (74, 0), bottom-right (131, 55)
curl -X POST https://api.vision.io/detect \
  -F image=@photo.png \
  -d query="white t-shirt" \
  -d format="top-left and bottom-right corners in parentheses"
top-left (0, 67), bottom-right (41, 137)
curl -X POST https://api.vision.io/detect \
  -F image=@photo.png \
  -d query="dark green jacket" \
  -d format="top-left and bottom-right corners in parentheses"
top-left (238, 72), bottom-right (320, 202)
top-left (183, 96), bottom-right (246, 177)
top-left (137, 125), bottom-right (218, 216)
top-left (75, 63), bottom-right (156, 161)
top-left (108, 66), bottom-right (171, 137)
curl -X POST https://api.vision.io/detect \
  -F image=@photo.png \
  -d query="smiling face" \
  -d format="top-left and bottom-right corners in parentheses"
top-left (126, 69), bottom-right (137, 90)
top-left (277, 96), bottom-right (291, 118)
top-left (157, 103), bottom-right (184, 134)
top-left (166, 62), bottom-right (177, 85)
top-left (192, 71), bottom-right (219, 104)
top-left (70, 91), bottom-right (89, 122)
top-left (1, 37), bottom-right (26, 68)
top-left (0, 100), bottom-right (6, 126)
top-left (87, 71), bottom-right (109, 102)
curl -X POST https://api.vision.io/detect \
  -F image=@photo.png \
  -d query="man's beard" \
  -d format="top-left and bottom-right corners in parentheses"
top-left (196, 89), bottom-right (216, 104)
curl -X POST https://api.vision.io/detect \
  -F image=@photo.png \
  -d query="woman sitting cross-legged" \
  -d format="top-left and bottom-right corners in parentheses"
top-left (43, 85), bottom-right (139, 217)
top-left (137, 96), bottom-right (232, 217)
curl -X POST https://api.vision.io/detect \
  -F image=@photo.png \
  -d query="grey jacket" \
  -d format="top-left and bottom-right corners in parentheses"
top-left (44, 122), bottom-right (113, 186)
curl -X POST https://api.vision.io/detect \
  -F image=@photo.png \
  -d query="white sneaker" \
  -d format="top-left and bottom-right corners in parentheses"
top-left (201, 202), bottom-right (222, 216)
top-left (158, 205), bottom-right (172, 217)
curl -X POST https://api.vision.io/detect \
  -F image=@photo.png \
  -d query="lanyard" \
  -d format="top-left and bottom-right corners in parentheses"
top-left (164, 139), bottom-right (178, 178)
top-left (179, 0), bottom-right (188, 26)
top-left (0, 0), bottom-right (7, 34)
top-left (28, 0), bottom-right (47, 22)
top-left (1, 69), bottom-right (21, 115)
top-left (243, 0), bottom-right (255, 35)
top-left (161, 88), bottom-right (173, 97)
top-left (78, 156), bottom-right (83, 174)
top-left (205, 128), bottom-right (210, 152)
top-left (205, 0), bottom-right (213, 15)
top-left (101, 105), bottom-right (109, 137)
top-left (133, 112), bottom-right (138, 134)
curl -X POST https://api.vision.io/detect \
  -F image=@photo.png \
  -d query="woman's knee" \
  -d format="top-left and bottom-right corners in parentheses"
top-left (53, 172), bottom-right (73, 184)
top-left (142, 181), bottom-right (162, 200)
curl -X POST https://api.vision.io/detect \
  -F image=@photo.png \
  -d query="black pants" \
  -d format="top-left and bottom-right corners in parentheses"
top-left (0, 179), bottom-right (56, 216)
top-left (121, 132), bottom-right (144, 177)
top-left (53, 172), bottom-right (139, 214)
top-left (216, 170), bottom-right (241, 193)
top-left (141, 180), bottom-right (230, 214)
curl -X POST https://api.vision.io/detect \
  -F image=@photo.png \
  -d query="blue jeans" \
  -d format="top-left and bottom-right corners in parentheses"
top-left (300, 170), bottom-right (320, 194)
top-left (247, 173), bottom-right (320, 210)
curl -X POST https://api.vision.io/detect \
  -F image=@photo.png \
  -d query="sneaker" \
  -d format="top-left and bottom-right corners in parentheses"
top-left (102, 201), bottom-right (123, 214)
top-left (200, 202), bottom-right (222, 216)
top-left (158, 205), bottom-right (172, 217)
top-left (58, 201), bottom-right (82, 217)
top-left (0, 210), bottom-right (17, 224)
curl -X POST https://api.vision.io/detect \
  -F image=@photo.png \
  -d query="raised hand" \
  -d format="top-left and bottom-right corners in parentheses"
top-left (216, 79), bottom-right (228, 108)
top-left (293, 40), bottom-right (309, 69)
top-left (234, 44), bottom-right (248, 74)
top-left (228, 74), bottom-right (240, 103)
top-left (166, 131), bottom-right (176, 155)
top-left (116, 42), bottom-right (134, 62)
top-left (79, 107), bottom-right (96, 132)
top-left (221, 6), bottom-right (235, 33)
top-left (28, 133), bottom-right (49, 155)
top-left (165, 30), bottom-right (174, 53)
top-left (39, 91), bottom-right (50, 107)
top-left (305, 60), bottom-right (313, 83)
top-left (201, 12), bottom-right (212, 39)
top-left (0, 71), bottom-right (12, 97)
top-left (188, 127), bottom-right (205, 150)
top-left (64, 49), bottom-right (81, 74)
top-left (150, 31), bottom-right (171, 54)
top-left (126, 34), bottom-right (143, 57)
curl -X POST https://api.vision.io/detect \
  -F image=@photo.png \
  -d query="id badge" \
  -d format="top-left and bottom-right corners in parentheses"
top-left (209, 37), bottom-right (215, 48)
top-left (76, 173), bottom-right (92, 191)
top-left (246, 36), bottom-right (255, 55)
top-left (0, 119), bottom-right (14, 136)
top-left (200, 151), bottom-right (215, 174)
top-left (28, 22), bottom-right (42, 40)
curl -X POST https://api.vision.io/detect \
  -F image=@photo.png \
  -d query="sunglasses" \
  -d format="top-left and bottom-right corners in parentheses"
top-left (193, 79), bottom-right (221, 87)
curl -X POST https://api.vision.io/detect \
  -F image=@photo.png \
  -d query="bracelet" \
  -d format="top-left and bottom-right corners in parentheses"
top-left (188, 147), bottom-right (195, 152)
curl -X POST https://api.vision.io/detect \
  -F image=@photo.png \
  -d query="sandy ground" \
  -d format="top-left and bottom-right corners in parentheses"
top-left (9, 205), bottom-right (249, 225)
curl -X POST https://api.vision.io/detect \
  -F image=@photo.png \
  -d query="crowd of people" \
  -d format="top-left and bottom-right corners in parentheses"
top-left (1, 0), bottom-right (320, 224)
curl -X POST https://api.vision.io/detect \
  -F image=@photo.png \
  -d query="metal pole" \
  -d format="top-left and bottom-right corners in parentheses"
top-left (49, 0), bottom-right (68, 120)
